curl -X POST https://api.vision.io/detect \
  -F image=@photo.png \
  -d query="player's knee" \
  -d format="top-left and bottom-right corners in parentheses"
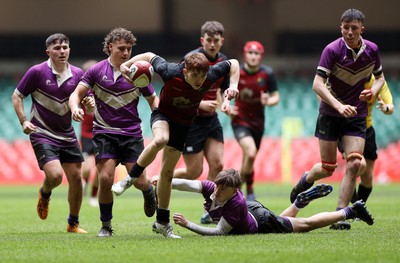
top-left (46, 172), bottom-right (63, 186)
top-left (244, 151), bottom-right (257, 163)
top-left (346, 151), bottom-right (364, 174)
top-left (210, 159), bottom-right (223, 173)
top-left (321, 161), bottom-right (338, 176)
top-left (358, 156), bottom-right (367, 176)
top-left (152, 135), bottom-right (168, 149)
top-left (187, 165), bottom-right (203, 179)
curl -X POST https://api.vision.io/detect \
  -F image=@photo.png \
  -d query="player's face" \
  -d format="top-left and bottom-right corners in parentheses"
top-left (108, 40), bottom-right (133, 65)
top-left (46, 41), bottom-right (70, 65)
top-left (200, 33), bottom-right (224, 59)
top-left (214, 185), bottom-right (237, 203)
top-left (245, 50), bottom-right (262, 68)
top-left (340, 20), bottom-right (365, 48)
top-left (183, 69), bottom-right (207, 90)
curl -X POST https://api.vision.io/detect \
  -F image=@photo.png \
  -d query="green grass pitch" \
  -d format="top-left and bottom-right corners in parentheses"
top-left (1, 183), bottom-right (399, 263)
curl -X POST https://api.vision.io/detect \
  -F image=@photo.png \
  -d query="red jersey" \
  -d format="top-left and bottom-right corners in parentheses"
top-left (81, 107), bottom-right (94, 139)
top-left (151, 56), bottom-right (232, 126)
top-left (184, 48), bottom-right (229, 116)
top-left (232, 65), bottom-right (278, 132)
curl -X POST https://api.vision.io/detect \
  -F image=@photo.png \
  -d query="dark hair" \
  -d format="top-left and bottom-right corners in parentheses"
top-left (184, 52), bottom-right (210, 74)
top-left (201, 21), bottom-right (224, 37)
top-left (341, 9), bottom-right (365, 24)
top-left (45, 33), bottom-right (69, 48)
top-left (103, 27), bottom-right (137, 55)
top-left (214, 169), bottom-right (241, 188)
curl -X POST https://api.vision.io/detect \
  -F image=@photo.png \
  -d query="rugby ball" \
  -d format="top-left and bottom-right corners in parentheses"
top-left (129, 61), bottom-right (154, 88)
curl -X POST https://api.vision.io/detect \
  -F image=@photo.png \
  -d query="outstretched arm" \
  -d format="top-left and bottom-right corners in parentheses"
top-left (172, 179), bottom-right (202, 193)
top-left (152, 177), bottom-right (202, 193)
top-left (173, 213), bottom-right (232, 236)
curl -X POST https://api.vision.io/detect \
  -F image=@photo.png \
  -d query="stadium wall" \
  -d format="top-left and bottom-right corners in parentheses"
top-left (1, 138), bottom-right (399, 185)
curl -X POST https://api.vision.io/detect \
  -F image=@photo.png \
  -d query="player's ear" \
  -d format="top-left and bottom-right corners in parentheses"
top-left (360, 26), bottom-right (365, 34)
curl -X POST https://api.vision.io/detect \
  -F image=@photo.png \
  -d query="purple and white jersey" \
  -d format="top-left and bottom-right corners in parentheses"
top-left (15, 59), bottom-right (83, 148)
top-left (317, 37), bottom-right (382, 117)
top-left (79, 59), bottom-right (156, 137)
top-left (201, 180), bottom-right (258, 235)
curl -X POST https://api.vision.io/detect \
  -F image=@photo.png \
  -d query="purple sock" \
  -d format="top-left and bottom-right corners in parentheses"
top-left (342, 207), bottom-right (355, 220)
top-left (300, 174), bottom-right (313, 188)
top-left (294, 199), bottom-right (308, 209)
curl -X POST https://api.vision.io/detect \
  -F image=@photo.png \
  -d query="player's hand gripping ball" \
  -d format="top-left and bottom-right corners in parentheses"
top-left (129, 61), bottom-right (154, 88)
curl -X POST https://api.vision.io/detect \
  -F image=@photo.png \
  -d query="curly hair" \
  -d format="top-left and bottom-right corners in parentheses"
top-left (102, 27), bottom-right (137, 55)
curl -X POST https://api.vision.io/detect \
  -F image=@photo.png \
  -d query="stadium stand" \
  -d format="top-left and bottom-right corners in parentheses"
top-left (1, 77), bottom-right (400, 184)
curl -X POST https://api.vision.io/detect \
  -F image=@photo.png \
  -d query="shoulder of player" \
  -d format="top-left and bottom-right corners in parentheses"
top-left (217, 52), bottom-right (229, 61)
top-left (259, 64), bottom-right (274, 73)
top-left (69, 64), bottom-right (84, 75)
top-left (155, 59), bottom-right (184, 81)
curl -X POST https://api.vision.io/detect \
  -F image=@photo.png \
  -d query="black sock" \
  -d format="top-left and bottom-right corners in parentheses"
top-left (40, 187), bottom-right (52, 199)
top-left (358, 184), bottom-right (372, 203)
top-left (350, 188), bottom-right (359, 204)
top-left (68, 214), bottom-right (79, 226)
top-left (99, 202), bottom-right (113, 222)
top-left (129, 163), bottom-right (145, 178)
top-left (156, 208), bottom-right (170, 224)
top-left (142, 184), bottom-right (153, 196)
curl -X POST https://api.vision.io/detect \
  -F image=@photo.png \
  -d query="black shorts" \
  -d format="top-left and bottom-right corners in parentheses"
top-left (92, 133), bottom-right (144, 165)
top-left (150, 108), bottom-right (190, 152)
top-left (183, 114), bottom-right (223, 154)
top-left (362, 126), bottom-right (378, 160)
top-left (232, 123), bottom-right (263, 150)
top-left (338, 126), bottom-right (377, 161)
top-left (33, 143), bottom-right (84, 170)
top-left (81, 137), bottom-right (94, 155)
top-left (315, 114), bottom-right (366, 141)
top-left (247, 200), bottom-right (293, 234)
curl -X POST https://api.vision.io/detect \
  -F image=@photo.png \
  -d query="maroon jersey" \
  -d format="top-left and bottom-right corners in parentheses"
top-left (80, 107), bottom-right (94, 139)
top-left (232, 65), bottom-right (278, 132)
top-left (151, 55), bottom-right (232, 126)
top-left (184, 48), bottom-right (229, 116)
